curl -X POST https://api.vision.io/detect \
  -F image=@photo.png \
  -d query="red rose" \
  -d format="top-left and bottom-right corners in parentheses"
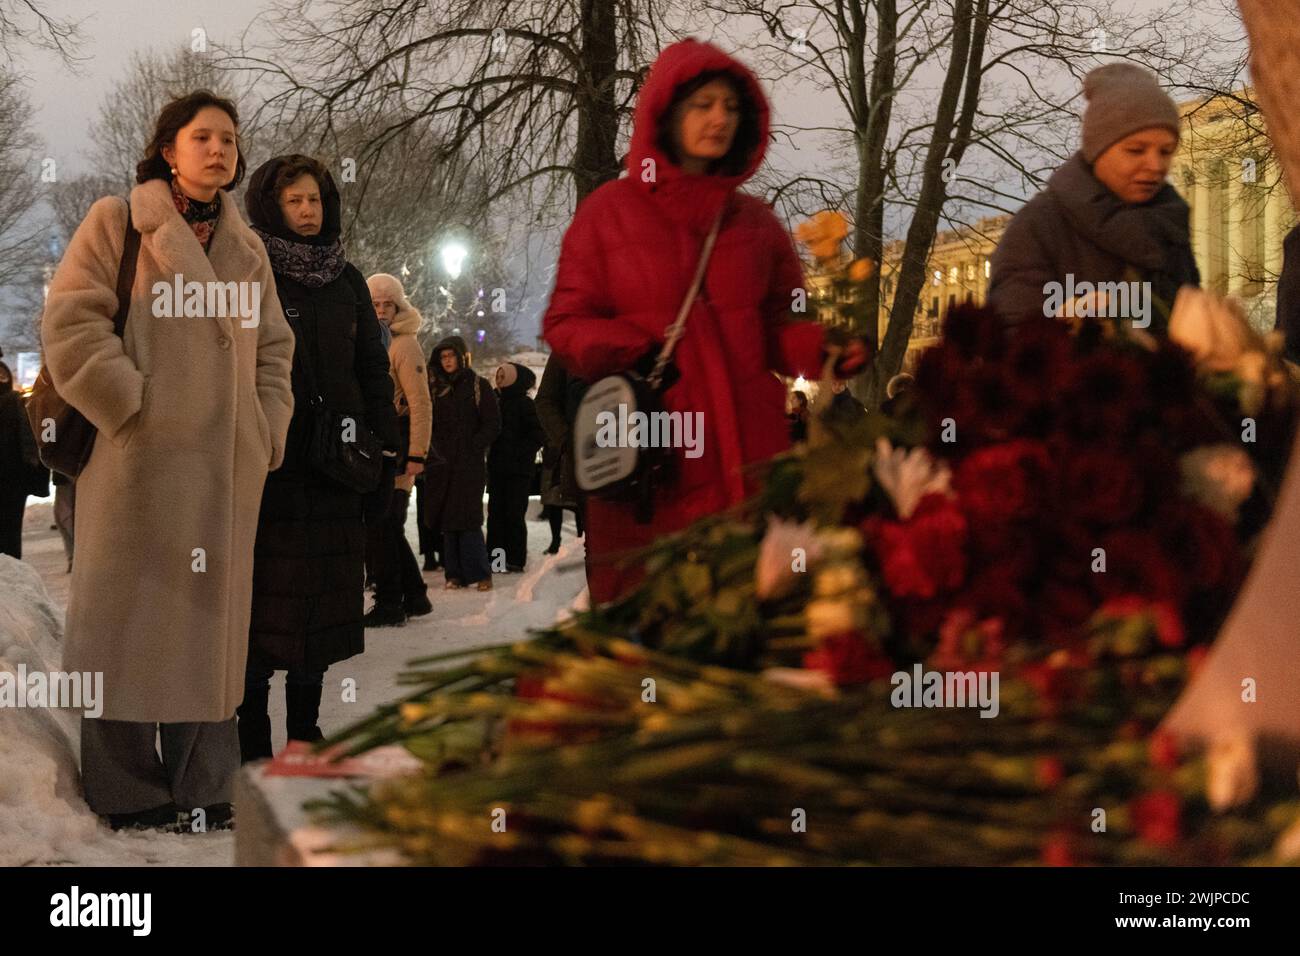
top-left (1130, 790), bottom-right (1182, 848)
top-left (953, 440), bottom-right (1051, 530)
top-left (876, 493), bottom-right (968, 599)
top-left (803, 632), bottom-right (894, 686)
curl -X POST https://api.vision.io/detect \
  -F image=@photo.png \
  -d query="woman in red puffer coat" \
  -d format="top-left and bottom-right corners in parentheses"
top-left (543, 39), bottom-right (868, 604)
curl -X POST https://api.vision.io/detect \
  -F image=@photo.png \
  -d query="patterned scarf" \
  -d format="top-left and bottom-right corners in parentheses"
top-left (249, 225), bottom-right (348, 287)
top-left (170, 179), bottom-right (221, 252)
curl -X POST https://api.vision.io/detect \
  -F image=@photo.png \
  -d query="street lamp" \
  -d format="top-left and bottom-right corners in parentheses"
top-left (441, 242), bottom-right (468, 279)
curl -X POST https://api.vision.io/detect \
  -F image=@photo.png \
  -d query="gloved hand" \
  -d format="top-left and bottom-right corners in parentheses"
top-left (634, 348), bottom-right (681, 391)
top-left (364, 454), bottom-right (398, 523)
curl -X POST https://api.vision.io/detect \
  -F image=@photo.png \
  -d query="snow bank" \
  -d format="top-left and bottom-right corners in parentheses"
top-left (0, 556), bottom-right (230, 865)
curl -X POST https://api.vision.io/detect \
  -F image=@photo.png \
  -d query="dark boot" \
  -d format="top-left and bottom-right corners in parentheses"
top-left (285, 682), bottom-right (325, 743)
top-left (236, 682), bottom-right (273, 764)
top-left (364, 602), bottom-right (407, 627)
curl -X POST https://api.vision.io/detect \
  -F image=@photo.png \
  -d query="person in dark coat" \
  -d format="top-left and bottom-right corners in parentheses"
top-left (239, 154), bottom-right (400, 762)
top-left (534, 354), bottom-right (587, 555)
top-left (1275, 225), bottom-right (1300, 364)
top-left (423, 336), bottom-right (500, 590)
top-left (0, 360), bottom-right (43, 558)
top-left (486, 362), bottom-right (545, 572)
top-left (988, 64), bottom-right (1199, 333)
top-left (823, 379), bottom-right (866, 426)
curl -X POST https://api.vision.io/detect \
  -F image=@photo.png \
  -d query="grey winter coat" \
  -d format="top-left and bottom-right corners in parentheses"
top-left (988, 152), bottom-right (1200, 330)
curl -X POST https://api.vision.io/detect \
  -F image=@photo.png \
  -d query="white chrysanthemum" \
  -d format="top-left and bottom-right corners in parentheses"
top-left (872, 437), bottom-right (953, 519)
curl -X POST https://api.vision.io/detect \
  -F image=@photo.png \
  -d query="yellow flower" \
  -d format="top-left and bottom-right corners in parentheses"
top-left (796, 211), bottom-right (849, 260)
top-left (848, 258), bottom-right (876, 282)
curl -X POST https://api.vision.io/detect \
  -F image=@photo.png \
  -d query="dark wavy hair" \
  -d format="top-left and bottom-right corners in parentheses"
top-left (135, 90), bottom-right (246, 189)
top-left (656, 70), bottom-right (761, 177)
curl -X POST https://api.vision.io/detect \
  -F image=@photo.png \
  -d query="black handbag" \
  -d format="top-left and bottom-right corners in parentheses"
top-left (572, 205), bottom-right (724, 523)
top-left (284, 306), bottom-right (384, 494)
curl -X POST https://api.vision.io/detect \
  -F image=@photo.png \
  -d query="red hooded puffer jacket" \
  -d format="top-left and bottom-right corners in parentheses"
top-left (543, 39), bottom-right (826, 604)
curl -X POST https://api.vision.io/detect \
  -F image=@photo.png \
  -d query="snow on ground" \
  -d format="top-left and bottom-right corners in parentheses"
top-left (2, 498), bottom-right (586, 866)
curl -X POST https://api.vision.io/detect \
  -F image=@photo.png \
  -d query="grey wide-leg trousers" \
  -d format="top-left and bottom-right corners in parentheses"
top-left (80, 716), bottom-right (240, 816)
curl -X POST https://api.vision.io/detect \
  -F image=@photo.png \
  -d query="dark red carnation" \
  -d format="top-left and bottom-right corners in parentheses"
top-left (1154, 498), bottom-right (1242, 593)
top-left (1051, 445), bottom-right (1147, 526)
top-left (1058, 349), bottom-right (1151, 444)
top-left (876, 493), bottom-right (968, 599)
top-left (1091, 528), bottom-right (1186, 604)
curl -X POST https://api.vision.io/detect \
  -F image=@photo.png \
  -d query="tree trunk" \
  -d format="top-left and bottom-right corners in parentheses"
top-left (866, 0), bottom-right (987, 407)
top-left (573, 0), bottom-right (621, 203)
top-left (849, 0), bottom-right (895, 406)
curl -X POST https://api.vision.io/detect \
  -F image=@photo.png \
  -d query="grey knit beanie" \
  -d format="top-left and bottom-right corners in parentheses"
top-left (1081, 63), bottom-right (1181, 163)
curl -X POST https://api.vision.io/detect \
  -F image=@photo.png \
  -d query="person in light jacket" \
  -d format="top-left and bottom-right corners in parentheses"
top-left (364, 272), bottom-right (433, 625)
top-left (40, 90), bottom-right (294, 830)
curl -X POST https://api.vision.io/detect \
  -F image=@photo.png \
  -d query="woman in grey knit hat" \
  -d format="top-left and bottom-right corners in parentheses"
top-left (988, 63), bottom-right (1200, 331)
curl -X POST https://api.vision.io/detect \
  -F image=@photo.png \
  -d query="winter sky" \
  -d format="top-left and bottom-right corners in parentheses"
top-left (6, 0), bottom-right (1245, 345)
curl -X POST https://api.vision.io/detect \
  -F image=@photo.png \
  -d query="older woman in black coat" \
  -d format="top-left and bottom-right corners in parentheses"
top-left (239, 154), bottom-right (399, 761)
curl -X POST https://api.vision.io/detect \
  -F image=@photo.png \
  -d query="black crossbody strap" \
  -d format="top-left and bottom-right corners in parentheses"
top-left (112, 199), bottom-right (140, 338)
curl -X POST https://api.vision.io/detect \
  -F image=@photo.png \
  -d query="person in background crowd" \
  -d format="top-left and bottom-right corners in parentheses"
top-left (364, 272), bottom-right (433, 627)
top-left (487, 362), bottom-right (545, 573)
top-left (786, 389), bottom-right (809, 443)
top-left (543, 39), bottom-right (869, 604)
top-left (824, 379), bottom-right (866, 426)
top-left (423, 336), bottom-right (500, 591)
top-left (41, 91), bottom-right (294, 830)
top-left (238, 154), bottom-right (400, 763)
top-left (988, 63), bottom-right (1198, 331)
top-left (535, 354), bottom-right (587, 557)
top-left (415, 475), bottom-right (440, 571)
top-left (880, 372), bottom-right (915, 418)
top-left (0, 360), bottom-right (44, 558)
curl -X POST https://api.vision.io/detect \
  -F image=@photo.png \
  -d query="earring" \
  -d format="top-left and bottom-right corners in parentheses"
top-left (170, 167), bottom-right (178, 175)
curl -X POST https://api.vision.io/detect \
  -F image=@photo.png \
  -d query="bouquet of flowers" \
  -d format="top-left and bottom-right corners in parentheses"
top-left (306, 249), bottom-right (1300, 864)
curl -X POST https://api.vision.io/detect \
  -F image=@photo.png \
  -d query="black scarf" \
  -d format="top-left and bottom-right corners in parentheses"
top-left (171, 179), bottom-right (221, 252)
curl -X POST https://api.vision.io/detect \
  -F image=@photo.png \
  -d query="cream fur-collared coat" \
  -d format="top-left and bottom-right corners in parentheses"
top-left (41, 179), bottom-right (295, 723)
